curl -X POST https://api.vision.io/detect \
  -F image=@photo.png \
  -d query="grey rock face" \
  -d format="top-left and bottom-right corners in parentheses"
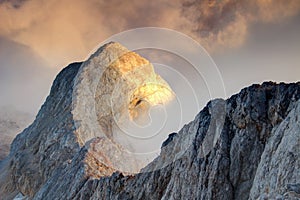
top-left (0, 62), bottom-right (82, 198)
top-left (0, 43), bottom-right (299, 200)
top-left (249, 99), bottom-right (300, 199)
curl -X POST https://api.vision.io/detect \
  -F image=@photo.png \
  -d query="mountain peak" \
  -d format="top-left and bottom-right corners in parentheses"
top-left (0, 43), bottom-right (299, 199)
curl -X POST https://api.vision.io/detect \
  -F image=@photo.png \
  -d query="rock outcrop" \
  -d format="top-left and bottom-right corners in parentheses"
top-left (0, 42), bottom-right (299, 200)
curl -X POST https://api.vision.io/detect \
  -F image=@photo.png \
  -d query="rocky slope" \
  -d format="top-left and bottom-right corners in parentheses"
top-left (0, 42), bottom-right (299, 199)
top-left (0, 107), bottom-right (33, 161)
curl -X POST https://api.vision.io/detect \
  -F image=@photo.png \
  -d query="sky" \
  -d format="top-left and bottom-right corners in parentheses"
top-left (0, 0), bottom-right (300, 117)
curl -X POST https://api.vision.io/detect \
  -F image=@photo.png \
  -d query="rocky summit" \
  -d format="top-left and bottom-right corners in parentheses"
top-left (0, 42), bottom-right (299, 200)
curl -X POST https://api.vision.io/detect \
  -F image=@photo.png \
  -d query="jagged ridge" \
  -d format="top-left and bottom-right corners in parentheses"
top-left (0, 43), bottom-right (299, 200)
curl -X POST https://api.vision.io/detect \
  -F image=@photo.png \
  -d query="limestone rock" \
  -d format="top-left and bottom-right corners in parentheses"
top-left (0, 42), bottom-right (299, 200)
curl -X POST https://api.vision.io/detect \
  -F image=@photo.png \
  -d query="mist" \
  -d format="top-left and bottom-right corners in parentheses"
top-left (0, 36), bottom-right (56, 114)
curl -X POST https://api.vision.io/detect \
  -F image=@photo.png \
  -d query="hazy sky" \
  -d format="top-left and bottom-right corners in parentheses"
top-left (0, 0), bottom-right (300, 116)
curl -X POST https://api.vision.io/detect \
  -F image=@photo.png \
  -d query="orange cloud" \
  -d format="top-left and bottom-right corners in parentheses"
top-left (0, 0), bottom-right (299, 68)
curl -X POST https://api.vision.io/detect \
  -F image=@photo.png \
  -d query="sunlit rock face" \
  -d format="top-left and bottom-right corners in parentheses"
top-left (95, 48), bottom-right (173, 138)
top-left (72, 42), bottom-right (174, 173)
top-left (72, 42), bottom-right (173, 143)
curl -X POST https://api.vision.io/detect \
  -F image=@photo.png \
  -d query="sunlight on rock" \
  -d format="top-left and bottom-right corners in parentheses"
top-left (129, 83), bottom-right (174, 122)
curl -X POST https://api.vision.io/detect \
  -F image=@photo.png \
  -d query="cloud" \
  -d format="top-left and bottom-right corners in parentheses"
top-left (181, 0), bottom-right (300, 52)
top-left (0, 36), bottom-right (56, 114)
top-left (0, 0), bottom-right (299, 68)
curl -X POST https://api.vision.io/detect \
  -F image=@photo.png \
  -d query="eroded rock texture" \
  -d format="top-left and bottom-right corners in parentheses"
top-left (0, 42), bottom-right (299, 200)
